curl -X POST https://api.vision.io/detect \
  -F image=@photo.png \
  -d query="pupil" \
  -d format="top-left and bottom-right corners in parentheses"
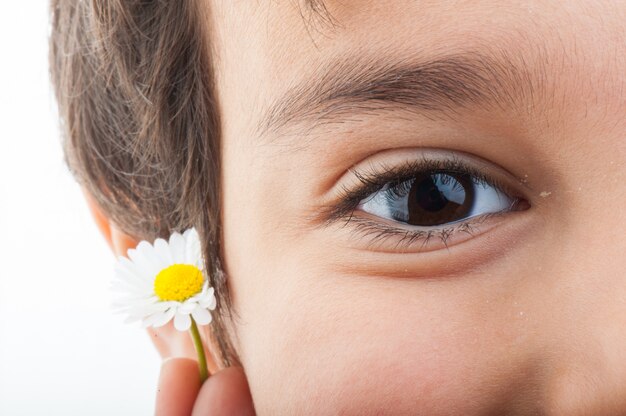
top-left (406, 172), bottom-right (474, 226)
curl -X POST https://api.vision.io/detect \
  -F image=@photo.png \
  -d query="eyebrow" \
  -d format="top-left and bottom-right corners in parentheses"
top-left (256, 50), bottom-right (538, 139)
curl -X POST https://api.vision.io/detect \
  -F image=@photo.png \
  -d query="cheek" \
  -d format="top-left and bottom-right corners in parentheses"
top-left (233, 259), bottom-right (539, 415)
top-left (221, 152), bottom-right (542, 414)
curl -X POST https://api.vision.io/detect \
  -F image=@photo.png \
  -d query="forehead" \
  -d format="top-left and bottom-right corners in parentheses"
top-left (209, 0), bottom-right (626, 141)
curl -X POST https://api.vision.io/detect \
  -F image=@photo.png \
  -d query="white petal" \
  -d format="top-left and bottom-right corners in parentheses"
top-left (153, 238), bottom-right (173, 265)
top-left (169, 232), bottom-right (186, 263)
top-left (142, 311), bottom-right (165, 328)
top-left (183, 228), bottom-right (197, 240)
top-left (123, 314), bottom-right (143, 324)
top-left (198, 289), bottom-right (216, 310)
top-left (133, 241), bottom-right (155, 259)
top-left (111, 292), bottom-right (150, 307)
top-left (112, 295), bottom-right (157, 310)
top-left (110, 280), bottom-right (143, 294)
top-left (116, 257), bottom-right (150, 284)
top-left (111, 273), bottom-right (151, 293)
top-left (191, 307), bottom-right (213, 326)
top-left (152, 308), bottom-right (176, 327)
top-left (113, 290), bottom-right (159, 314)
top-left (205, 296), bottom-right (217, 311)
top-left (178, 301), bottom-right (197, 314)
top-left (129, 242), bottom-right (165, 279)
top-left (127, 256), bottom-right (160, 281)
top-left (174, 313), bottom-right (191, 331)
top-left (114, 269), bottom-right (152, 297)
top-left (111, 299), bottom-right (146, 313)
top-left (126, 301), bottom-right (177, 317)
top-left (184, 229), bottom-right (202, 264)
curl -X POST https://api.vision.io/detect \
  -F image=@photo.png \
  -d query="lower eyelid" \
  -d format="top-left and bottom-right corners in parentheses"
top-left (340, 209), bottom-right (518, 254)
top-left (327, 208), bottom-right (536, 279)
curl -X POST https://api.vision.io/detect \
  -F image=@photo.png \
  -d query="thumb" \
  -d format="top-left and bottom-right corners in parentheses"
top-left (192, 366), bottom-right (255, 416)
top-left (155, 358), bottom-right (202, 416)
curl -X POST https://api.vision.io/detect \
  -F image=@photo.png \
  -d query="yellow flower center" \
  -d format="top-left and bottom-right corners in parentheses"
top-left (154, 264), bottom-right (204, 302)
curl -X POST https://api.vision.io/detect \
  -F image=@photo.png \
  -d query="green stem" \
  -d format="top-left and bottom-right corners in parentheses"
top-left (189, 317), bottom-right (209, 383)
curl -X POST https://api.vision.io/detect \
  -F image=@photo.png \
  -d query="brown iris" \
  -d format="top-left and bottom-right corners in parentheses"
top-left (403, 172), bottom-right (474, 226)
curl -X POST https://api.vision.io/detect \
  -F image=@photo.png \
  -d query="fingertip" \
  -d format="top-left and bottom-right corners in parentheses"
top-left (192, 366), bottom-right (255, 416)
top-left (156, 358), bottom-right (202, 416)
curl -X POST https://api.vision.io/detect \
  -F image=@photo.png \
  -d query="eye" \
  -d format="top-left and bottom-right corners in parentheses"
top-left (323, 151), bottom-right (529, 251)
top-left (358, 171), bottom-right (514, 227)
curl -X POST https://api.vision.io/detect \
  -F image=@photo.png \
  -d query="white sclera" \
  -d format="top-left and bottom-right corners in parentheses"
top-left (359, 176), bottom-right (512, 227)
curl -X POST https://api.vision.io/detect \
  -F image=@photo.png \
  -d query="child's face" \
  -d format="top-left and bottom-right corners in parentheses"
top-left (211, 1), bottom-right (626, 413)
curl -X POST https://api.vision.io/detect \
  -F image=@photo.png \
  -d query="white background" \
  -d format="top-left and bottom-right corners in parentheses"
top-left (0, 3), bottom-right (159, 415)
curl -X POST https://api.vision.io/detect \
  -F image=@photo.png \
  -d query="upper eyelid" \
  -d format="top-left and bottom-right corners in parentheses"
top-left (353, 156), bottom-right (508, 189)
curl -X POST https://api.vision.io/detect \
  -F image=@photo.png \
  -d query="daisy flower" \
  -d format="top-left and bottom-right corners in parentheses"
top-left (112, 227), bottom-right (215, 381)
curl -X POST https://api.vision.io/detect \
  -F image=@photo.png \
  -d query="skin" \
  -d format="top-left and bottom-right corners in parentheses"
top-left (90, 1), bottom-right (626, 414)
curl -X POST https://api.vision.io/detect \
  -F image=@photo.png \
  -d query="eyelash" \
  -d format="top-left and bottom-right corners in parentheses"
top-left (324, 155), bottom-right (524, 249)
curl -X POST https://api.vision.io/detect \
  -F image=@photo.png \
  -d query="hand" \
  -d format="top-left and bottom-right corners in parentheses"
top-left (155, 358), bottom-right (255, 415)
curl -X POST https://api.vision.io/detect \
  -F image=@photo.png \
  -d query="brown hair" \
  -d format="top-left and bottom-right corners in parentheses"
top-left (48, 0), bottom-right (238, 366)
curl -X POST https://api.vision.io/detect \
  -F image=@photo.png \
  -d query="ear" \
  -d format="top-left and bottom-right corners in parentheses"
top-left (82, 188), bottom-right (220, 374)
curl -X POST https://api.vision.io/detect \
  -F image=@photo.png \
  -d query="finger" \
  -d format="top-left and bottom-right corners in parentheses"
top-left (155, 358), bottom-right (202, 416)
top-left (192, 366), bottom-right (255, 416)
